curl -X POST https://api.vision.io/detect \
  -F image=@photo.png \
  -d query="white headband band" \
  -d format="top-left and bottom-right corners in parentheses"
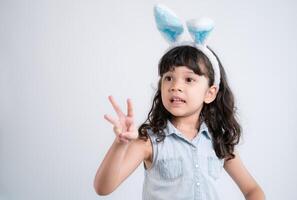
top-left (154, 4), bottom-right (221, 89)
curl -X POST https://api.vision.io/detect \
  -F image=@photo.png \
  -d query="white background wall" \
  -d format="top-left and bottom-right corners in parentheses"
top-left (1, 0), bottom-right (296, 199)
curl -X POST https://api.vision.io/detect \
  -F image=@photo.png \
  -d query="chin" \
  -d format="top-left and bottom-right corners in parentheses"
top-left (167, 109), bottom-right (187, 117)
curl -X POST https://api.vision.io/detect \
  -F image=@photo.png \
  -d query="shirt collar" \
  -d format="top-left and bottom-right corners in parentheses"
top-left (165, 119), bottom-right (212, 140)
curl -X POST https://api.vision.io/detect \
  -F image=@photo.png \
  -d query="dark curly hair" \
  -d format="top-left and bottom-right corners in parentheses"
top-left (138, 45), bottom-right (241, 160)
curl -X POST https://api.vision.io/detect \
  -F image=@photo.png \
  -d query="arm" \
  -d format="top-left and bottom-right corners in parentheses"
top-left (93, 137), bottom-right (151, 195)
top-left (224, 150), bottom-right (265, 200)
top-left (93, 95), bottom-right (152, 195)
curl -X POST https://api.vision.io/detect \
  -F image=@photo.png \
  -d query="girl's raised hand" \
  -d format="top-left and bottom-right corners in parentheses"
top-left (104, 95), bottom-right (138, 144)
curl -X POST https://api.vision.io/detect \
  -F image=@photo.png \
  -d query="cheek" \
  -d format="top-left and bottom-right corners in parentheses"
top-left (161, 81), bottom-right (167, 89)
top-left (188, 88), bottom-right (206, 102)
top-left (161, 83), bottom-right (168, 95)
top-left (160, 86), bottom-right (166, 99)
top-left (161, 90), bottom-right (168, 104)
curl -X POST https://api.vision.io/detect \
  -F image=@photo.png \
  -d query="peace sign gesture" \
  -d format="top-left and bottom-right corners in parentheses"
top-left (104, 95), bottom-right (138, 144)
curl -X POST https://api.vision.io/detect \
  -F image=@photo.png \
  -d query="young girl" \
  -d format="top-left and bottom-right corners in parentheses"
top-left (93, 4), bottom-right (265, 200)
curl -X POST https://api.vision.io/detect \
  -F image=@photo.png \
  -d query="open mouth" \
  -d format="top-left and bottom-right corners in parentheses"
top-left (170, 97), bottom-right (186, 103)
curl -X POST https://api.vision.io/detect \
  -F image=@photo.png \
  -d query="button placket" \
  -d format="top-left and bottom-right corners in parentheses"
top-left (192, 145), bottom-right (201, 200)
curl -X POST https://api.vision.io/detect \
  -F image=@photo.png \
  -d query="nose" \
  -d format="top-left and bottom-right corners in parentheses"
top-left (169, 81), bottom-right (183, 92)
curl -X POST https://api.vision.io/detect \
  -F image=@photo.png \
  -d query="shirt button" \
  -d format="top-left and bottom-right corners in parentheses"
top-left (196, 182), bottom-right (200, 186)
top-left (195, 164), bottom-right (199, 168)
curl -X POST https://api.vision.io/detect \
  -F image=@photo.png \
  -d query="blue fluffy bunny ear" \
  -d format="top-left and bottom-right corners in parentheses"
top-left (154, 4), bottom-right (184, 43)
top-left (186, 18), bottom-right (214, 45)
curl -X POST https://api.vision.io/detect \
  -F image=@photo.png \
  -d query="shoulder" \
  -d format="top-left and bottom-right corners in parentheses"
top-left (137, 125), bottom-right (168, 168)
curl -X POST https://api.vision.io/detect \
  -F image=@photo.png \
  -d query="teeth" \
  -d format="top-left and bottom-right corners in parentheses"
top-left (171, 98), bottom-right (184, 102)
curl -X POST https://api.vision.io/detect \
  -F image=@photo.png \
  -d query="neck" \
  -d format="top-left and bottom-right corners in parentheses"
top-left (171, 113), bottom-right (201, 131)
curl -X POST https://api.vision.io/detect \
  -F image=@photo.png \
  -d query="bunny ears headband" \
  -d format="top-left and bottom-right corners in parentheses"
top-left (154, 4), bottom-right (221, 88)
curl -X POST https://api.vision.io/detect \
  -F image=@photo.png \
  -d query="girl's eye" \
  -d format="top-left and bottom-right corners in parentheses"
top-left (164, 76), bottom-right (195, 82)
top-left (164, 76), bottom-right (172, 81)
top-left (186, 78), bottom-right (195, 82)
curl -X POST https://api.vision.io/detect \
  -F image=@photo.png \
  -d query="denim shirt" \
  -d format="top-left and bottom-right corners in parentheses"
top-left (142, 120), bottom-right (224, 200)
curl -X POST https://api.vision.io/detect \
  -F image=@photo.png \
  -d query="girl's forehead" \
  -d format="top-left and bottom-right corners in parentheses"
top-left (166, 66), bottom-right (197, 74)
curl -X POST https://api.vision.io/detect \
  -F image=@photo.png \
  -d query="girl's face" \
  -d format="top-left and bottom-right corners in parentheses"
top-left (161, 65), bottom-right (213, 120)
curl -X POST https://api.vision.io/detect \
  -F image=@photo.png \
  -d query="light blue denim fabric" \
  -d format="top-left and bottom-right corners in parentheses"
top-left (142, 120), bottom-right (224, 200)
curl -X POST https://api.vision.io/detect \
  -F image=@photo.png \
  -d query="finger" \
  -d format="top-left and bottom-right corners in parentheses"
top-left (113, 126), bottom-right (123, 135)
top-left (121, 131), bottom-right (138, 140)
top-left (127, 124), bottom-right (135, 133)
top-left (119, 134), bottom-right (130, 143)
top-left (126, 117), bottom-right (135, 132)
top-left (104, 114), bottom-right (117, 125)
top-left (108, 95), bottom-right (125, 117)
top-left (127, 98), bottom-right (134, 118)
top-left (104, 114), bottom-right (121, 127)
